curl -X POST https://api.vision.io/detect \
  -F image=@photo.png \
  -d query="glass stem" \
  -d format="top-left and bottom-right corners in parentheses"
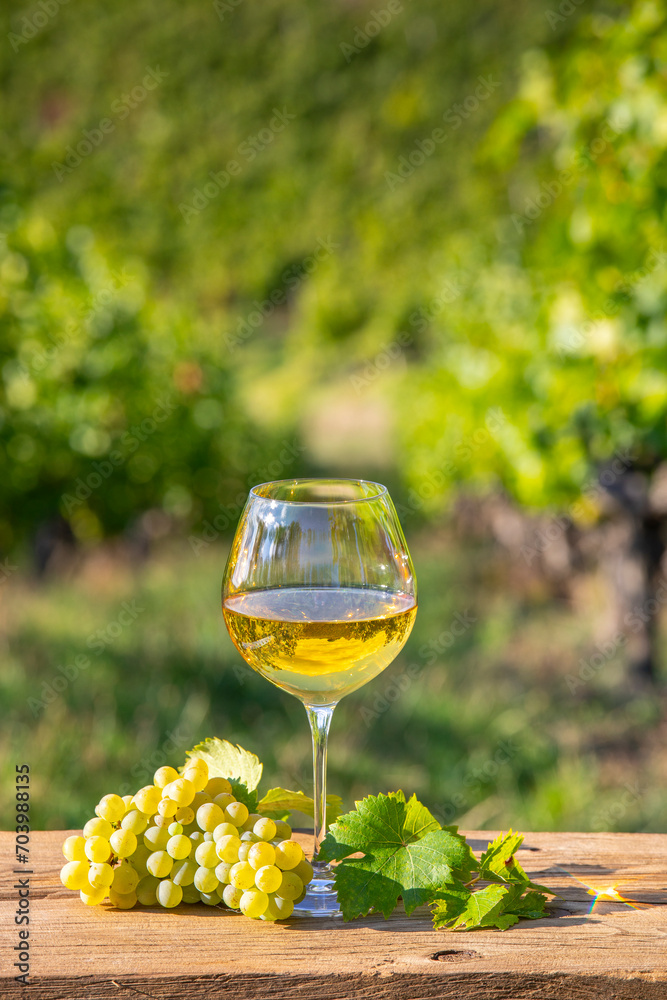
top-left (305, 704), bottom-right (334, 866)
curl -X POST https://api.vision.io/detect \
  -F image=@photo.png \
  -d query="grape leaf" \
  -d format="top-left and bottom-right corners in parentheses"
top-left (478, 831), bottom-right (552, 893)
top-left (432, 882), bottom-right (549, 931)
top-left (318, 791), bottom-right (475, 919)
top-left (184, 738), bottom-right (263, 790)
top-left (257, 787), bottom-right (343, 825)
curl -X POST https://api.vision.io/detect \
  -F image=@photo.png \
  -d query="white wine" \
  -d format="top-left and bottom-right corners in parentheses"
top-left (223, 587), bottom-right (417, 705)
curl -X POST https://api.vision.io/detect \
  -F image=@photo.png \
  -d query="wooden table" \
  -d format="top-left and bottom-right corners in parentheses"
top-left (2, 830), bottom-right (666, 998)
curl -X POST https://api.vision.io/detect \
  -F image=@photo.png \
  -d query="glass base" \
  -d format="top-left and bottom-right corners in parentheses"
top-left (293, 864), bottom-right (341, 918)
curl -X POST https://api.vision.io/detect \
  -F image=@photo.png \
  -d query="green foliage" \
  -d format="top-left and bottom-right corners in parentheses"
top-left (320, 796), bottom-right (555, 928)
top-left (257, 787), bottom-right (343, 826)
top-left (0, 0), bottom-right (556, 548)
top-left (319, 790), bottom-right (474, 918)
top-left (401, 0), bottom-right (667, 514)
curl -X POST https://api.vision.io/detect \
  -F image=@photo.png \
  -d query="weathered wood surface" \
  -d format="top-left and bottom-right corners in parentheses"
top-left (1, 830), bottom-right (666, 999)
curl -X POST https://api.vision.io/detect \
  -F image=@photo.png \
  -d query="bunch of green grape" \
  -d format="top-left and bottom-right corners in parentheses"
top-left (59, 757), bottom-right (314, 920)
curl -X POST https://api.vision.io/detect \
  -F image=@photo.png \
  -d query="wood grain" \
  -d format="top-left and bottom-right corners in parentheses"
top-left (2, 830), bottom-right (666, 999)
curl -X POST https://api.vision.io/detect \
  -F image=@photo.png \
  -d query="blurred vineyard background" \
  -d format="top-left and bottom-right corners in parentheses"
top-left (3, 0), bottom-right (667, 832)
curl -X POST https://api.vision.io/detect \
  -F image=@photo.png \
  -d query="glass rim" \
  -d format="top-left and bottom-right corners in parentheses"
top-left (249, 478), bottom-right (388, 506)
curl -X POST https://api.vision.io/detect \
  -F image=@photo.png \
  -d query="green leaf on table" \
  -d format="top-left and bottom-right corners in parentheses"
top-left (184, 738), bottom-right (263, 790)
top-left (479, 831), bottom-right (552, 893)
top-left (434, 883), bottom-right (513, 930)
top-left (257, 787), bottom-right (343, 825)
top-left (318, 790), bottom-right (475, 920)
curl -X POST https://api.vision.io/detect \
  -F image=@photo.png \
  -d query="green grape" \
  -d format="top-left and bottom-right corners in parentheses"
top-left (109, 888), bottom-right (137, 909)
top-left (136, 875), bottom-right (160, 905)
top-left (213, 822), bottom-right (237, 841)
top-left (276, 872), bottom-right (303, 901)
top-left (110, 829), bottom-right (137, 859)
top-left (229, 861), bottom-right (256, 891)
top-left (293, 859), bottom-right (314, 884)
top-left (96, 793), bottom-right (125, 824)
top-left (241, 812), bottom-right (262, 832)
top-left (274, 821), bottom-right (293, 840)
top-left (215, 835), bottom-right (241, 864)
top-left (83, 817), bottom-right (113, 840)
top-left (192, 791), bottom-right (213, 812)
top-left (183, 767), bottom-right (208, 793)
top-left (121, 794), bottom-right (134, 812)
top-left (240, 831), bottom-right (260, 843)
top-left (275, 840), bottom-right (304, 871)
top-left (154, 815), bottom-right (170, 829)
top-left (203, 831), bottom-right (214, 842)
top-left (254, 865), bottom-right (282, 893)
top-left (206, 777), bottom-right (232, 797)
top-left (248, 842), bottom-right (275, 870)
top-left (171, 860), bottom-right (197, 886)
top-left (80, 885), bottom-right (106, 906)
top-left (240, 889), bottom-right (269, 918)
top-left (158, 797), bottom-right (178, 819)
top-left (168, 822), bottom-right (183, 837)
top-left (131, 843), bottom-right (151, 873)
top-left (214, 861), bottom-right (233, 884)
top-left (146, 851), bottom-right (173, 878)
top-left (183, 757), bottom-right (209, 785)
top-left (62, 835), bottom-right (86, 862)
top-left (167, 834), bottom-right (192, 860)
top-left (194, 867), bottom-right (218, 893)
top-left (263, 895), bottom-right (294, 920)
top-left (121, 809), bottom-right (149, 835)
top-left (144, 826), bottom-right (170, 851)
top-left (213, 792), bottom-right (235, 811)
top-left (157, 879), bottom-right (183, 908)
top-left (196, 802), bottom-right (225, 833)
top-left (154, 766), bottom-right (179, 788)
top-left (222, 884), bottom-right (243, 909)
top-left (237, 843), bottom-right (253, 862)
top-left (112, 862), bottom-right (139, 894)
top-left (253, 818), bottom-right (276, 841)
top-left (181, 883), bottom-right (201, 904)
top-left (200, 888), bottom-right (223, 906)
top-left (195, 841), bottom-right (218, 868)
top-left (84, 836), bottom-right (111, 863)
top-left (189, 831), bottom-right (204, 846)
top-left (88, 862), bottom-right (114, 888)
top-left (175, 806), bottom-right (195, 825)
top-left (134, 785), bottom-right (162, 815)
top-left (224, 801), bottom-right (249, 827)
top-left (165, 777), bottom-right (196, 807)
top-left (60, 861), bottom-right (91, 890)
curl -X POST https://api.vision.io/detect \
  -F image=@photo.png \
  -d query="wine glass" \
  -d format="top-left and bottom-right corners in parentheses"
top-left (221, 478), bottom-right (417, 917)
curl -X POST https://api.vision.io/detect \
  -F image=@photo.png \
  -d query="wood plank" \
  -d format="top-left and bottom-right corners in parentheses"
top-left (2, 830), bottom-right (666, 999)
